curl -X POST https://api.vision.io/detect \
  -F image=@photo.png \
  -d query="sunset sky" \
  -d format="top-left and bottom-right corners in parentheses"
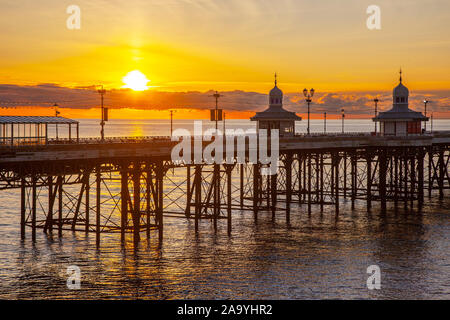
top-left (0, 0), bottom-right (449, 118)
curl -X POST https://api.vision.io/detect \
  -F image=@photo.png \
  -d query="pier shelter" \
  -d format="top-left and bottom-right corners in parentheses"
top-left (251, 76), bottom-right (301, 137)
top-left (0, 116), bottom-right (79, 146)
top-left (373, 71), bottom-right (428, 136)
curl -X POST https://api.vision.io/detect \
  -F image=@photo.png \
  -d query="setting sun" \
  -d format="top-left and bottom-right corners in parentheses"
top-left (122, 70), bottom-right (150, 91)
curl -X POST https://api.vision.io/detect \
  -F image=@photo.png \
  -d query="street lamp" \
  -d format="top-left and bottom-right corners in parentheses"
top-left (341, 108), bottom-right (345, 134)
top-left (213, 91), bottom-right (221, 131)
top-left (97, 86), bottom-right (107, 141)
top-left (223, 112), bottom-right (226, 133)
top-left (374, 98), bottom-right (379, 134)
top-left (54, 103), bottom-right (60, 117)
top-left (54, 103), bottom-right (60, 140)
top-left (324, 112), bottom-right (327, 134)
top-left (423, 100), bottom-right (430, 132)
top-left (303, 88), bottom-right (314, 135)
top-left (170, 110), bottom-right (174, 137)
top-left (431, 112), bottom-right (434, 133)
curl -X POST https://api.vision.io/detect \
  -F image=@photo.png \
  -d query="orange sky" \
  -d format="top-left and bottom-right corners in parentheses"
top-left (0, 1), bottom-right (449, 118)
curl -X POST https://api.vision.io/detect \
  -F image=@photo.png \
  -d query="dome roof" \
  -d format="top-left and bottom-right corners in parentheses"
top-left (251, 74), bottom-right (301, 122)
top-left (393, 82), bottom-right (409, 97)
top-left (269, 85), bottom-right (283, 98)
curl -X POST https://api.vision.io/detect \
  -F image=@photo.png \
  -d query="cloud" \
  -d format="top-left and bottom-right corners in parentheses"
top-left (0, 83), bottom-right (449, 116)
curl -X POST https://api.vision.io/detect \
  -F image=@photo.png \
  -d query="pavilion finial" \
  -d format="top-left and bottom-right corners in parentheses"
top-left (274, 72), bottom-right (277, 86)
top-left (399, 68), bottom-right (402, 83)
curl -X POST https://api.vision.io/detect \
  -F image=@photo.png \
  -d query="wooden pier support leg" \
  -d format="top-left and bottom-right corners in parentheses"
top-left (331, 155), bottom-right (335, 199)
top-left (394, 154), bottom-right (399, 208)
top-left (351, 155), bottom-right (355, 210)
top-left (367, 156), bottom-right (372, 210)
top-left (286, 154), bottom-right (292, 223)
top-left (334, 154), bottom-right (340, 217)
top-left (186, 166), bottom-right (191, 217)
top-left (146, 167), bottom-right (151, 239)
top-left (428, 147), bottom-right (432, 197)
top-left (157, 164), bottom-right (164, 242)
top-left (379, 150), bottom-right (387, 214)
top-left (213, 164), bottom-right (219, 232)
top-left (132, 167), bottom-right (141, 244)
top-left (315, 155), bottom-right (320, 205)
top-left (303, 157), bottom-right (307, 204)
top-left (226, 165), bottom-right (232, 235)
top-left (343, 153), bottom-right (347, 199)
top-left (253, 164), bottom-right (259, 220)
top-left (410, 154), bottom-right (416, 208)
top-left (259, 169), bottom-right (263, 207)
top-left (20, 177), bottom-right (26, 240)
top-left (32, 175), bottom-right (37, 243)
top-left (85, 174), bottom-right (90, 234)
top-left (418, 149), bottom-right (424, 207)
top-left (47, 176), bottom-right (53, 233)
top-left (307, 154), bottom-right (312, 216)
top-left (320, 153), bottom-right (324, 212)
top-left (194, 165), bottom-right (201, 232)
top-left (439, 148), bottom-right (444, 200)
top-left (240, 164), bottom-right (244, 209)
top-left (298, 155), bottom-right (302, 204)
top-left (271, 172), bottom-right (277, 220)
top-left (404, 154), bottom-right (408, 209)
top-left (58, 176), bottom-right (63, 238)
top-left (96, 167), bottom-right (101, 246)
top-left (399, 155), bottom-right (404, 203)
top-left (120, 168), bottom-right (128, 243)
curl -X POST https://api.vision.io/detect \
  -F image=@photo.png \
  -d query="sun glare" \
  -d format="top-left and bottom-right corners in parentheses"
top-left (122, 70), bottom-right (150, 91)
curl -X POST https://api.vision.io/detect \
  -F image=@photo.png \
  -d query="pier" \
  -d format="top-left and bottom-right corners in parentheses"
top-left (1, 131), bottom-right (449, 245)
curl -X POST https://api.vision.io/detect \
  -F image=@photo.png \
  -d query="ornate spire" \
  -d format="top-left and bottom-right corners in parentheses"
top-left (274, 72), bottom-right (277, 86)
top-left (399, 68), bottom-right (402, 83)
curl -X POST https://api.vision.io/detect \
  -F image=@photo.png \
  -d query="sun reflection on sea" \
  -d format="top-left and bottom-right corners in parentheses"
top-left (130, 124), bottom-right (144, 137)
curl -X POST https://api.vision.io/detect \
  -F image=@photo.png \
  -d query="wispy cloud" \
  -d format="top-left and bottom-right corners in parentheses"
top-left (1, 83), bottom-right (448, 117)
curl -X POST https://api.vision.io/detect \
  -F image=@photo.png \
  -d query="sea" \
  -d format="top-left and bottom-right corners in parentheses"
top-left (0, 119), bottom-right (449, 299)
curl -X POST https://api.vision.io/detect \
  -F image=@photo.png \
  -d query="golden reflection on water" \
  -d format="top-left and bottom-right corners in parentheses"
top-left (2, 119), bottom-right (450, 299)
top-left (0, 163), bottom-right (450, 299)
top-left (130, 123), bottom-right (144, 137)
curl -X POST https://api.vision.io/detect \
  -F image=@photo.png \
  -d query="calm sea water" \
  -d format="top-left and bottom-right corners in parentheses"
top-left (0, 119), bottom-right (449, 299)
top-left (49, 118), bottom-right (450, 139)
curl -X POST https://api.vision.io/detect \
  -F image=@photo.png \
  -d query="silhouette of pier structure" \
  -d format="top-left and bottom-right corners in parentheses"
top-left (1, 132), bottom-right (449, 246)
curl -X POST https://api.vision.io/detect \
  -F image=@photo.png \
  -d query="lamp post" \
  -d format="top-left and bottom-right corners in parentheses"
top-left (303, 88), bottom-right (314, 135)
top-left (423, 100), bottom-right (430, 132)
top-left (98, 86), bottom-right (106, 141)
top-left (431, 112), bottom-right (434, 133)
top-left (341, 108), bottom-right (345, 134)
top-left (213, 91), bottom-right (221, 131)
top-left (54, 103), bottom-right (60, 140)
top-left (170, 110), bottom-right (174, 137)
top-left (223, 112), bottom-right (226, 133)
top-left (324, 112), bottom-right (327, 134)
top-left (374, 98), bottom-right (379, 134)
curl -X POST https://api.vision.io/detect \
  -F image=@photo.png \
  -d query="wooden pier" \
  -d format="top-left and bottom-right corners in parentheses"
top-left (1, 132), bottom-right (449, 246)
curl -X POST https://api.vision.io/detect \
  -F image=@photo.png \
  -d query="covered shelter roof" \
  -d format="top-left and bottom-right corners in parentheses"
top-left (251, 108), bottom-right (301, 121)
top-left (373, 109), bottom-right (428, 122)
top-left (373, 70), bottom-right (428, 123)
top-left (0, 116), bottom-right (78, 124)
top-left (251, 74), bottom-right (302, 122)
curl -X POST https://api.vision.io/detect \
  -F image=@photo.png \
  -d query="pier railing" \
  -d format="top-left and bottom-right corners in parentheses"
top-left (1, 131), bottom-right (449, 152)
